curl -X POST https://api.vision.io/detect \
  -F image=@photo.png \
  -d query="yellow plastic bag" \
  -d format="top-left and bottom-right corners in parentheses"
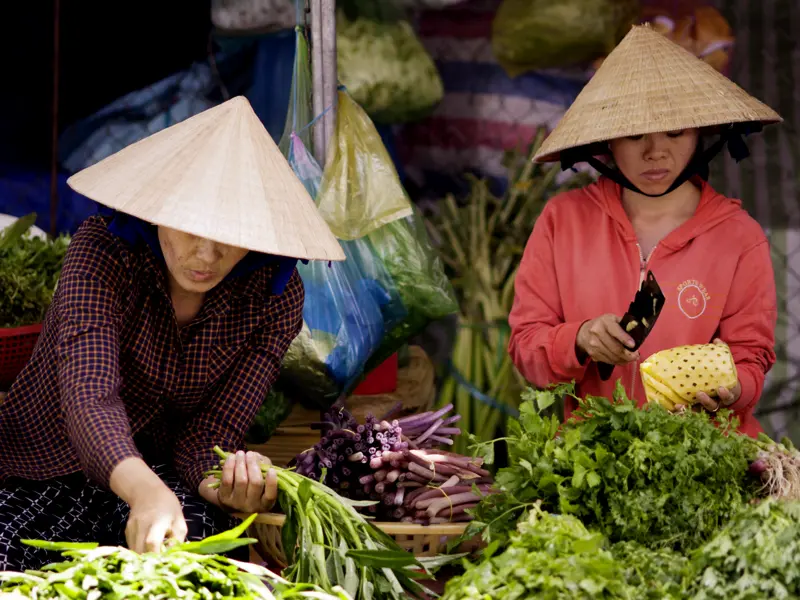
top-left (316, 90), bottom-right (412, 240)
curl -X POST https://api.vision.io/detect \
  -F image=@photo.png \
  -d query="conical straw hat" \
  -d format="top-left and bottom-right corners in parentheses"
top-left (67, 96), bottom-right (345, 262)
top-left (534, 24), bottom-right (782, 163)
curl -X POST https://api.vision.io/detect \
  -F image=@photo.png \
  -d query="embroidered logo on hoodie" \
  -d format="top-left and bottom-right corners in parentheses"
top-left (677, 279), bottom-right (711, 319)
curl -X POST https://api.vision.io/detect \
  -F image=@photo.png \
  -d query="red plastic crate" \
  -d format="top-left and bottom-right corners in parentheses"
top-left (0, 324), bottom-right (42, 390)
top-left (354, 353), bottom-right (399, 395)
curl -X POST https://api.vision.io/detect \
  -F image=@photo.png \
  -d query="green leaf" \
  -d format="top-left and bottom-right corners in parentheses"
top-left (171, 514), bottom-right (257, 554)
top-left (299, 478), bottom-right (313, 509)
top-left (21, 540), bottom-right (99, 551)
top-left (586, 471), bottom-right (601, 488)
top-left (346, 549), bottom-right (420, 569)
top-left (535, 390), bottom-right (556, 412)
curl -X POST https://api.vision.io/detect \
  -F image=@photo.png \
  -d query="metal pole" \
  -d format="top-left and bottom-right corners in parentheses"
top-left (310, 0), bottom-right (325, 163)
top-left (310, 0), bottom-right (336, 166)
top-left (320, 0), bottom-right (337, 162)
top-left (49, 0), bottom-right (61, 239)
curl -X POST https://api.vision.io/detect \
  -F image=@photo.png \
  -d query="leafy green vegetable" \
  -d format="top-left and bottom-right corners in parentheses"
top-left (337, 0), bottom-right (443, 123)
top-left (443, 502), bottom-right (634, 599)
top-left (685, 499), bottom-right (800, 599)
top-left (245, 387), bottom-right (295, 445)
top-left (492, 0), bottom-right (639, 76)
top-left (0, 514), bottom-right (354, 599)
top-left (0, 214), bottom-right (69, 328)
top-left (466, 382), bottom-right (759, 552)
top-left (611, 541), bottom-right (687, 600)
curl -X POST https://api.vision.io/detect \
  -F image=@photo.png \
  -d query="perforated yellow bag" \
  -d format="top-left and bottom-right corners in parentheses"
top-left (640, 342), bottom-right (738, 410)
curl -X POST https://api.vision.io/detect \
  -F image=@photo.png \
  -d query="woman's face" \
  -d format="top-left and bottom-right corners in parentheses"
top-left (609, 129), bottom-right (700, 195)
top-left (157, 226), bottom-right (248, 294)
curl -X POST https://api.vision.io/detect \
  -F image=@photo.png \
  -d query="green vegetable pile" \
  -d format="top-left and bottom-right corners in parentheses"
top-left (0, 515), bottom-right (353, 599)
top-left (467, 382), bottom-right (759, 552)
top-left (209, 447), bottom-right (436, 600)
top-left (336, 0), bottom-right (443, 124)
top-left (442, 382), bottom-right (800, 599)
top-left (0, 214), bottom-right (69, 329)
top-left (443, 502), bottom-right (687, 600)
top-left (491, 0), bottom-right (639, 76)
top-left (245, 387), bottom-right (294, 445)
top-left (685, 498), bottom-right (800, 599)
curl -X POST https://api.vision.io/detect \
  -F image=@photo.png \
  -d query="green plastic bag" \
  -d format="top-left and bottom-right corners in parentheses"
top-left (364, 208), bottom-right (458, 372)
top-left (492, 0), bottom-right (639, 77)
top-left (316, 89), bottom-right (413, 240)
top-left (337, 0), bottom-right (444, 124)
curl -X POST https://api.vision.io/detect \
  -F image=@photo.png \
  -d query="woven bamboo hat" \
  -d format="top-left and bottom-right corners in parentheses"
top-left (67, 96), bottom-right (345, 262)
top-left (534, 24), bottom-right (782, 163)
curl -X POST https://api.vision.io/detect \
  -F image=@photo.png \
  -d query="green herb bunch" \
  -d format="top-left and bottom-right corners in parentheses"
top-left (443, 502), bottom-right (635, 600)
top-left (0, 515), bottom-right (353, 599)
top-left (0, 214), bottom-right (69, 329)
top-left (466, 381), bottom-right (759, 552)
top-left (685, 498), bottom-right (800, 599)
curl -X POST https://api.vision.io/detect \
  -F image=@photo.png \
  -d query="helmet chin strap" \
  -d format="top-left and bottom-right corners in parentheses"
top-left (559, 123), bottom-right (761, 198)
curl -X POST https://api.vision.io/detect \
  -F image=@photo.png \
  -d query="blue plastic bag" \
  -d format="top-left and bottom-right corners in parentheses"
top-left (280, 129), bottom-right (405, 403)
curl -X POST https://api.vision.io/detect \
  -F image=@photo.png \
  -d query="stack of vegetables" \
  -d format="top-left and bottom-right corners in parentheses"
top-left (0, 213), bottom-right (69, 329)
top-left (439, 380), bottom-right (800, 599)
top-left (425, 132), bottom-right (593, 454)
top-left (208, 448), bottom-right (444, 600)
top-left (292, 404), bottom-right (495, 525)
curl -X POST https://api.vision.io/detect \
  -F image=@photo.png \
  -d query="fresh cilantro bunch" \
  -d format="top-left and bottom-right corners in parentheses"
top-left (467, 381), bottom-right (759, 552)
top-left (0, 214), bottom-right (69, 328)
top-left (685, 498), bottom-right (800, 599)
top-left (611, 541), bottom-right (687, 600)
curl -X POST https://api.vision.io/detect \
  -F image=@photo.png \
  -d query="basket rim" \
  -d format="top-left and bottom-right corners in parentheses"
top-left (0, 323), bottom-right (43, 337)
top-left (237, 512), bottom-right (470, 535)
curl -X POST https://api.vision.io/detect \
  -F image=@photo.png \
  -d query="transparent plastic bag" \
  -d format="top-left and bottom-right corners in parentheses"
top-left (336, 0), bottom-right (444, 123)
top-left (315, 89), bottom-right (413, 240)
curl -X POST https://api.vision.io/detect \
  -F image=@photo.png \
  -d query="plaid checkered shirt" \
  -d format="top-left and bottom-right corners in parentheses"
top-left (0, 216), bottom-right (304, 492)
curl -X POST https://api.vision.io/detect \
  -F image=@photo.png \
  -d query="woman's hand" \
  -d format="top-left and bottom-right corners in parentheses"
top-left (126, 481), bottom-right (188, 554)
top-left (217, 451), bottom-right (278, 514)
top-left (695, 338), bottom-right (741, 413)
top-left (576, 314), bottom-right (640, 366)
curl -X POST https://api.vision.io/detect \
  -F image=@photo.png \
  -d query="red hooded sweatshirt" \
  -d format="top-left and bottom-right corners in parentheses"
top-left (508, 176), bottom-right (777, 438)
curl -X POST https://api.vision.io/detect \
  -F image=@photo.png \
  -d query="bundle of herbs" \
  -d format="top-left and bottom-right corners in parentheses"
top-left (442, 501), bottom-right (686, 600)
top-left (0, 515), bottom-right (353, 599)
top-left (293, 404), bottom-right (494, 524)
top-left (424, 131), bottom-right (594, 454)
top-left (0, 213), bottom-right (69, 329)
top-left (465, 382), bottom-right (778, 553)
top-left (684, 498), bottom-right (800, 599)
top-left (208, 447), bottom-right (435, 600)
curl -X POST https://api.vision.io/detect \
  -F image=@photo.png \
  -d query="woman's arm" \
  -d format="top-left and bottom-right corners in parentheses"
top-left (508, 205), bottom-right (590, 387)
top-left (56, 224), bottom-right (143, 487)
top-left (173, 270), bottom-right (305, 496)
top-left (718, 239), bottom-right (778, 414)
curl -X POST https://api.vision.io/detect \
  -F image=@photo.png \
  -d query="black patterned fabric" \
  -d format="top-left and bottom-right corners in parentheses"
top-left (0, 463), bottom-right (242, 571)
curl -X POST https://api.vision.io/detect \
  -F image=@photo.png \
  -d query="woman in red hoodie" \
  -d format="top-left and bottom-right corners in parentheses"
top-left (508, 25), bottom-right (782, 438)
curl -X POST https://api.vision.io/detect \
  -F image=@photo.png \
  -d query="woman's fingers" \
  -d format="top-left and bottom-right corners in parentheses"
top-left (245, 452), bottom-right (264, 507)
top-left (695, 391), bottom-right (720, 413)
top-left (262, 468), bottom-right (278, 511)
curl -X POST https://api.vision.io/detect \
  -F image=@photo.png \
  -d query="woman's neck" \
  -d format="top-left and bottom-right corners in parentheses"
top-left (167, 279), bottom-right (206, 327)
top-left (621, 179), bottom-right (702, 222)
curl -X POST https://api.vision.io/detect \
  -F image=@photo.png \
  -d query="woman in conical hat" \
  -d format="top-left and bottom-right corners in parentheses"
top-left (0, 97), bottom-right (344, 569)
top-left (509, 25), bottom-right (781, 435)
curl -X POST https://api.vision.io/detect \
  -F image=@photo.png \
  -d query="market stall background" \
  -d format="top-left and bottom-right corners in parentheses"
top-left (0, 0), bottom-right (798, 443)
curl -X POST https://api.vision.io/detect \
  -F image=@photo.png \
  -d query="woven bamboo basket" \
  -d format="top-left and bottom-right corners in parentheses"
top-left (246, 513), bottom-right (483, 568)
top-left (247, 347), bottom-right (436, 467)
